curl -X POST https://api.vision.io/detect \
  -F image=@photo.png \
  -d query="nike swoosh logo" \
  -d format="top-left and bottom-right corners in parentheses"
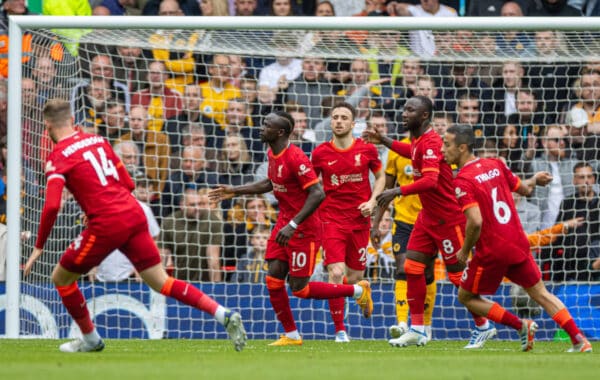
top-left (328, 160), bottom-right (337, 165)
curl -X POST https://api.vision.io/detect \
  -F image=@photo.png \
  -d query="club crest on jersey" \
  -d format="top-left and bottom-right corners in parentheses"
top-left (298, 164), bottom-right (310, 176)
top-left (423, 148), bottom-right (437, 160)
top-left (455, 187), bottom-right (467, 199)
top-left (354, 153), bottom-right (361, 166)
top-left (277, 164), bottom-right (283, 177)
top-left (331, 174), bottom-right (339, 186)
top-left (45, 161), bottom-right (56, 173)
top-left (404, 165), bottom-right (414, 176)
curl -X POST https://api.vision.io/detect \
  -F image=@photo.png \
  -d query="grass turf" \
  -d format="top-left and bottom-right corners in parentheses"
top-left (0, 339), bottom-right (596, 380)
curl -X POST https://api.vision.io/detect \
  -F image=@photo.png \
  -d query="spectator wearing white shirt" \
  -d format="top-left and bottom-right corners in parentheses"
top-left (93, 199), bottom-right (160, 281)
top-left (258, 56), bottom-right (302, 92)
top-left (387, 0), bottom-right (457, 57)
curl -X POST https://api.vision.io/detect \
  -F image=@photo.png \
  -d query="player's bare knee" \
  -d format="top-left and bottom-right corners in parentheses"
top-left (327, 265), bottom-right (345, 284)
top-left (289, 276), bottom-right (309, 293)
top-left (457, 288), bottom-right (473, 305)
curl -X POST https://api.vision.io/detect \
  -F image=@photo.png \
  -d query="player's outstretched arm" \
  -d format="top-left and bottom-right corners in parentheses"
top-left (517, 171), bottom-right (553, 196)
top-left (209, 179), bottom-right (273, 202)
top-left (275, 183), bottom-right (325, 247)
top-left (458, 206), bottom-right (483, 265)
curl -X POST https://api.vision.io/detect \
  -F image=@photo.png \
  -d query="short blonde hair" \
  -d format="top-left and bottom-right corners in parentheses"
top-left (43, 99), bottom-right (71, 125)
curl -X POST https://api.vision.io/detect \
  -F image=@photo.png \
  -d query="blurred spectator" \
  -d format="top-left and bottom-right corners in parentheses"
top-left (131, 60), bottom-right (184, 132)
top-left (388, 0), bottom-right (457, 58)
top-left (513, 192), bottom-right (542, 234)
top-left (564, 107), bottom-right (588, 161)
top-left (345, 0), bottom-right (388, 46)
top-left (528, 0), bottom-right (582, 16)
top-left (31, 55), bottom-right (67, 104)
top-left (367, 110), bottom-right (391, 167)
top-left (415, 74), bottom-right (443, 111)
top-left (314, 0), bottom-right (335, 15)
top-left (223, 194), bottom-right (276, 280)
top-left (440, 60), bottom-right (493, 117)
top-left (258, 49), bottom-right (302, 95)
top-left (270, 0), bottom-right (294, 15)
top-left (361, 31), bottom-right (411, 109)
top-left (113, 140), bottom-right (144, 178)
top-left (431, 111), bottom-right (453, 137)
top-left (229, 55), bottom-right (247, 88)
top-left (199, 54), bottom-right (241, 127)
top-left (217, 133), bottom-right (255, 188)
top-left (328, 0), bottom-right (363, 16)
top-left (498, 122), bottom-right (527, 174)
top-left (116, 106), bottom-right (171, 191)
top-left (569, 0), bottom-right (600, 16)
top-left (528, 125), bottom-right (578, 229)
top-left (496, 2), bottom-right (535, 57)
top-left (285, 56), bottom-right (333, 128)
top-left (570, 68), bottom-right (600, 136)
top-left (158, 188), bottom-right (223, 282)
top-left (528, 30), bottom-right (577, 120)
top-left (164, 84), bottom-right (213, 152)
top-left (230, 225), bottom-right (270, 283)
top-left (555, 162), bottom-right (600, 281)
top-left (493, 61), bottom-right (525, 120)
top-left (73, 77), bottom-right (113, 130)
top-left (467, 0), bottom-right (528, 16)
top-left (507, 88), bottom-right (546, 157)
top-left (0, 0), bottom-right (36, 78)
top-left (161, 145), bottom-right (218, 217)
top-left (21, 77), bottom-right (47, 172)
top-left (148, 0), bottom-right (198, 95)
top-left (199, 0), bottom-right (230, 15)
top-left (113, 38), bottom-right (147, 93)
top-left (234, 0), bottom-right (258, 15)
top-left (240, 76), bottom-right (275, 127)
top-left (455, 93), bottom-right (494, 138)
top-left (219, 98), bottom-right (263, 162)
top-left (92, 0), bottom-right (139, 15)
top-left (142, 0), bottom-right (201, 15)
top-left (97, 100), bottom-right (127, 145)
top-left (285, 101), bottom-right (315, 156)
top-left (365, 206), bottom-right (394, 282)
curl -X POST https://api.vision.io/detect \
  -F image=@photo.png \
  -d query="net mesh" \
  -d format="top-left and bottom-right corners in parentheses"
top-left (12, 25), bottom-right (600, 341)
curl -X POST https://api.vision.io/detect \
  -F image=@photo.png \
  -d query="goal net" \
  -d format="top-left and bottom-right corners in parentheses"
top-left (4, 16), bottom-right (600, 342)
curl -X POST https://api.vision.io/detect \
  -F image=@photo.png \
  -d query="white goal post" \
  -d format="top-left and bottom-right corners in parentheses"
top-left (6, 15), bottom-right (600, 340)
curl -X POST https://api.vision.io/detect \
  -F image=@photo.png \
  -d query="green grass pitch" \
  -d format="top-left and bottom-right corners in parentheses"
top-left (0, 339), bottom-right (596, 380)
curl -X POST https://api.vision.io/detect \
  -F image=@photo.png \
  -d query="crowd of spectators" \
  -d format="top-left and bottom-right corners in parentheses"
top-left (1, 0), bottom-right (600, 283)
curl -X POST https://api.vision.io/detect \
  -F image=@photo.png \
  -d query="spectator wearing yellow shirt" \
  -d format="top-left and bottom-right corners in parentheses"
top-left (131, 60), bottom-right (184, 132)
top-left (199, 54), bottom-right (241, 127)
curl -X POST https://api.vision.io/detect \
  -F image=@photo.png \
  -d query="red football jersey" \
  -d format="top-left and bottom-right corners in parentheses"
top-left (407, 128), bottom-right (464, 225)
top-left (44, 131), bottom-right (142, 232)
top-left (268, 143), bottom-right (320, 233)
top-left (454, 157), bottom-right (530, 259)
top-left (312, 138), bottom-right (381, 227)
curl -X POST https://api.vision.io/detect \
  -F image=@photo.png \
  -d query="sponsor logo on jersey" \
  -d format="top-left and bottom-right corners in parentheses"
top-left (455, 187), bottom-right (467, 199)
top-left (298, 164), bottom-right (311, 176)
top-left (422, 148), bottom-right (437, 160)
top-left (340, 173), bottom-right (363, 184)
top-left (474, 168), bottom-right (500, 184)
top-left (272, 182), bottom-right (287, 193)
top-left (331, 173), bottom-right (339, 186)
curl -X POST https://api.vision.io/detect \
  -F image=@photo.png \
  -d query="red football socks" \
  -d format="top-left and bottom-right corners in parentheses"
top-left (266, 276), bottom-right (297, 332)
top-left (405, 259), bottom-right (427, 326)
top-left (328, 297), bottom-right (346, 332)
top-left (487, 302), bottom-right (522, 330)
top-left (552, 308), bottom-right (583, 345)
top-left (56, 282), bottom-right (94, 334)
top-left (160, 277), bottom-right (218, 316)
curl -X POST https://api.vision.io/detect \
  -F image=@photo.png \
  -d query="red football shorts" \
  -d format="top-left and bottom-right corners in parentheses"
top-left (406, 214), bottom-right (464, 266)
top-left (266, 233), bottom-right (320, 278)
top-left (60, 220), bottom-right (161, 274)
top-left (321, 222), bottom-right (369, 271)
top-left (461, 251), bottom-right (541, 295)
